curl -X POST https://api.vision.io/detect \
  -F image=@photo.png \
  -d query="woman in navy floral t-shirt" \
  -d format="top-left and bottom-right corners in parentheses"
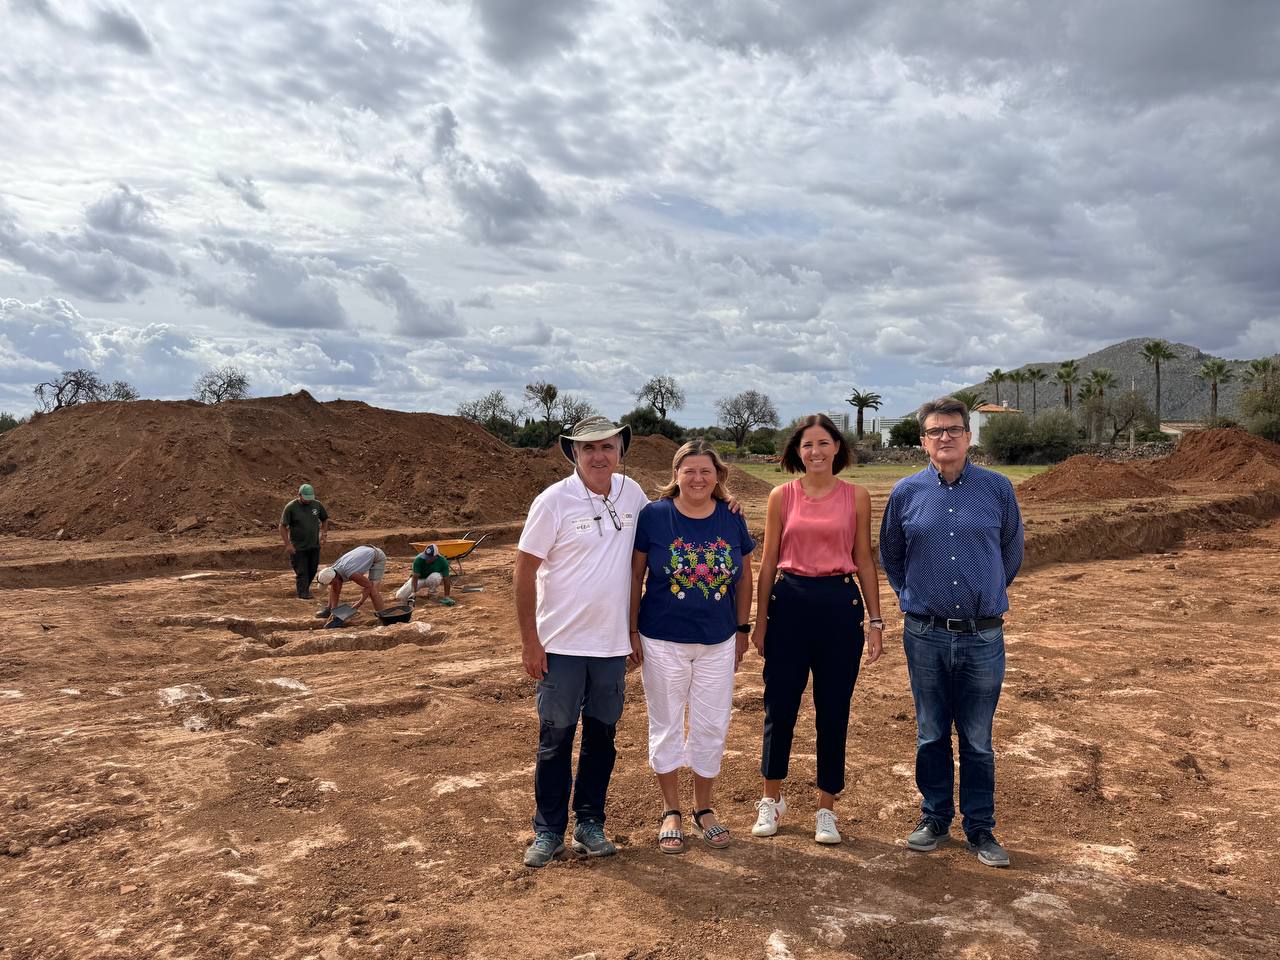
top-left (629, 439), bottom-right (755, 853)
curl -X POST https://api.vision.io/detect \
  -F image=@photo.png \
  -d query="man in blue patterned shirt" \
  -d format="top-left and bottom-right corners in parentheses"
top-left (879, 396), bottom-right (1024, 868)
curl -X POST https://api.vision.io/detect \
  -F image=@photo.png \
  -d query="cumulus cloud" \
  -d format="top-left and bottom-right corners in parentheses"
top-left (445, 152), bottom-right (569, 245)
top-left (2, 0), bottom-right (1279, 422)
top-left (83, 183), bottom-right (164, 236)
top-left (471, 0), bottom-right (596, 67)
top-left (216, 172), bottom-right (266, 211)
top-left (0, 202), bottom-right (151, 301)
top-left (91, 4), bottom-right (153, 55)
top-left (191, 240), bottom-right (349, 330)
top-left (358, 263), bottom-right (465, 338)
top-left (13, 0), bottom-right (154, 55)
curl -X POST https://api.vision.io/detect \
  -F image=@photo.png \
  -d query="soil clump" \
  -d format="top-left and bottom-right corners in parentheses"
top-left (1019, 455), bottom-right (1176, 502)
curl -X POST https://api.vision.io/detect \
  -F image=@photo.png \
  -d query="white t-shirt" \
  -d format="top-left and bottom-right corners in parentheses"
top-left (517, 471), bottom-right (648, 657)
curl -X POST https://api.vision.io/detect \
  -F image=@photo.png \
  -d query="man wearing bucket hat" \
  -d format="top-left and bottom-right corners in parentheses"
top-left (394, 544), bottom-right (454, 606)
top-left (280, 483), bottom-right (328, 599)
top-left (514, 415), bottom-right (646, 868)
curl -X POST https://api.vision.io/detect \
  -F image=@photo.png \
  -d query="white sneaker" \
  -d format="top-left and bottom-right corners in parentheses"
top-left (815, 808), bottom-right (841, 845)
top-left (752, 795), bottom-right (787, 837)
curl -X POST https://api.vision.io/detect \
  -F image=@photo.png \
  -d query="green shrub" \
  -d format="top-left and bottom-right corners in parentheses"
top-left (981, 413), bottom-right (1034, 464)
top-left (713, 440), bottom-right (738, 459)
top-left (1030, 410), bottom-right (1079, 462)
top-left (619, 405), bottom-right (684, 440)
top-left (747, 436), bottom-right (776, 455)
top-left (888, 417), bottom-right (920, 447)
top-left (0, 412), bottom-right (20, 434)
top-left (1246, 412), bottom-right (1280, 442)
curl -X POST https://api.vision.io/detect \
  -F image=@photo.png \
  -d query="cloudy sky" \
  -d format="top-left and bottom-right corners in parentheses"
top-left (2, 1), bottom-right (1278, 424)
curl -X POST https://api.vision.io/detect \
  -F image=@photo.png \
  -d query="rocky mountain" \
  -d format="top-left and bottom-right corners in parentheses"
top-left (959, 338), bottom-right (1272, 422)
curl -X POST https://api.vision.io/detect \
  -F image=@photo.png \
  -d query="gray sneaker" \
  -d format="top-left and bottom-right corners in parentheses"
top-left (906, 817), bottom-right (950, 851)
top-left (523, 831), bottom-right (565, 868)
top-left (967, 829), bottom-right (1010, 868)
top-left (571, 820), bottom-right (617, 858)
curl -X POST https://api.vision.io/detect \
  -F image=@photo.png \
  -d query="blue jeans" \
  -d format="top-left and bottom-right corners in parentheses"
top-left (902, 615), bottom-right (1005, 838)
top-left (531, 653), bottom-right (627, 836)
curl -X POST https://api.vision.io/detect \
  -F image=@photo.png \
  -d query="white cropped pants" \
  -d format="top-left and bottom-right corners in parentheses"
top-left (395, 572), bottom-right (442, 601)
top-left (640, 633), bottom-right (736, 779)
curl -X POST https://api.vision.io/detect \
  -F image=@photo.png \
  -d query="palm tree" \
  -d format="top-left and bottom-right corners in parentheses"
top-left (985, 369), bottom-right (1007, 406)
top-left (1053, 360), bottom-right (1080, 411)
top-left (1087, 367), bottom-right (1119, 399)
top-left (1242, 356), bottom-right (1276, 385)
top-left (1198, 358), bottom-right (1235, 423)
top-left (845, 388), bottom-right (883, 440)
top-left (951, 389), bottom-right (983, 413)
top-left (1008, 370), bottom-right (1028, 411)
top-left (1140, 339), bottom-right (1177, 424)
top-left (1025, 367), bottom-right (1049, 419)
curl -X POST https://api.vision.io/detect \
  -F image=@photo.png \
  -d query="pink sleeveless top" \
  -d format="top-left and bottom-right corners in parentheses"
top-left (777, 479), bottom-right (858, 576)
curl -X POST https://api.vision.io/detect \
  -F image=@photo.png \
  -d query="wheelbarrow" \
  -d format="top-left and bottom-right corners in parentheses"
top-left (410, 532), bottom-right (489, 578)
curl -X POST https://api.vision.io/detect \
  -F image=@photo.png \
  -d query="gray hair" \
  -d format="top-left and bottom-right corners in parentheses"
top-left (917, 396), bottom-right (970, 431)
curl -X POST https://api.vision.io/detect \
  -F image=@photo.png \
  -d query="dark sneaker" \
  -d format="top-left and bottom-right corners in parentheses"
top-left (906, 817), bottom-right (950, 851)
top-left (571, 820), bottom-right (617, 858)
top-left (314, 607), bottom-right (331, 619)
top-left (299, 591), bottom-right (312, 600)
top-left (523, 831), bottom-right (566, 868)
top-left (967, 830), bottom-right (1010, 868)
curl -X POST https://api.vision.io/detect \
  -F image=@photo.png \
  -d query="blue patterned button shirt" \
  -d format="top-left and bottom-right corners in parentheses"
top-left (879, 460), bottom-right (1024, 618)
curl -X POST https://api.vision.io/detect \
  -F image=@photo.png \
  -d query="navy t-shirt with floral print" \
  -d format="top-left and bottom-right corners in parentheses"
top-left (634, 498), bottom-right (756, 644)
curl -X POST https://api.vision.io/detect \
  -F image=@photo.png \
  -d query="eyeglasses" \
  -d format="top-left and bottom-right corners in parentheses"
top-left (599, 496), bottom-right (623, 533)
top-left (923, 426), bottom-right (967, 440)
top-left (585, 491), bottom-right (624, 537)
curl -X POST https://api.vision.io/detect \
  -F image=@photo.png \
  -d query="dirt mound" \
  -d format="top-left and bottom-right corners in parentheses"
top-left (0, 398), bottom-right (777, 541)
top-left (0, 393), bottom-right (568, 539)
top-left (1019, 454), bottom-right (1176, 502)
top-left (1147, 427), bottom-right (1280, 486)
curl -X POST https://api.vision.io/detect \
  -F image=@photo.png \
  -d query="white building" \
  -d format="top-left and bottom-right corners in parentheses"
top-left (826, 410), bottom-right (851, 432)
top-left (969, 402), bottom-right (1020, 447)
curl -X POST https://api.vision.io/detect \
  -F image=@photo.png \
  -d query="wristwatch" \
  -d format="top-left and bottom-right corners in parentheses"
top-left (736, 623), bottom-right (751, 634)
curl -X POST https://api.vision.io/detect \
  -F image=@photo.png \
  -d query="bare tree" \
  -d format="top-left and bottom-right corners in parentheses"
top-left (524, 381), bottom-right (559, 446)
top-left (457, 390), bottom-right (519, 439)
top-left (34, 368), bottom-right (107, 412)
top-left (106, 380), bottom-right (139, 401)
top-left (715, 389), bottom-right (779, 450)
top-left (559, 393), bottom-right (597, 428)
top-left (635, 376), bottom-right (686, 423)
top-left (193, 366), bottom-right (251, 404)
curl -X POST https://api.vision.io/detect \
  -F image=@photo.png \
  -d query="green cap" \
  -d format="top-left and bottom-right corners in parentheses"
top-left (299, 483), bottom-right (315, 501)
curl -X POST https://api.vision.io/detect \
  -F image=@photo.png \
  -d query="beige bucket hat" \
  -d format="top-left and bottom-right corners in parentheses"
top-left (558, 415), bottom-right (632, 464)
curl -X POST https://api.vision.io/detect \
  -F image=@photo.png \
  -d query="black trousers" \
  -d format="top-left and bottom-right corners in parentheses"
top-left (290, 547), bottom-right (321, 597)
top-left (760, 571), bottom-right (865, 794)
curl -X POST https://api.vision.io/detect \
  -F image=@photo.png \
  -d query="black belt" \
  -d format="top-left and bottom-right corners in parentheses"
top-left (910, 614), bottom-right (1004, 634)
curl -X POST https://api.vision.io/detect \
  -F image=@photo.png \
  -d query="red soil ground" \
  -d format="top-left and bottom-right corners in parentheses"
top-left (1018, 455), bottom-right (1175, 502)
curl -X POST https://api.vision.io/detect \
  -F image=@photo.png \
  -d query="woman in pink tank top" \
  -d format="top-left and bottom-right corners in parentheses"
top-left (747, 413), bottom-right (884, 845)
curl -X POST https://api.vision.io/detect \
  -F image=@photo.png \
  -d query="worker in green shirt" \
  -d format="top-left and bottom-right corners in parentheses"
top-left (394, 544), bottom-right (455, 606)
top-left (280, 483), bottom-right (328, 599)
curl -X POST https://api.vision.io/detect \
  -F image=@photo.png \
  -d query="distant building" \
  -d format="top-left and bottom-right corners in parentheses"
top-left (872, 416), bottom-right (910, 447)
top-left (970, 401), bottom-right (1020, 447)
top-left (826, 410), bottom-right (850, 432)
